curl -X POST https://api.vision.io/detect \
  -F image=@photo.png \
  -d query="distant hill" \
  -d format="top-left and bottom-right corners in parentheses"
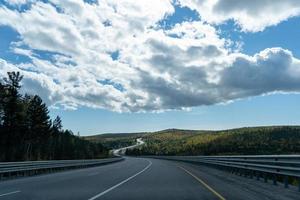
top-left (125, 126), bottom-right (300, 156)
top-left (84, 132), bottom-right (149, 149)
top-left (84, 129), bottom-right (200, 149)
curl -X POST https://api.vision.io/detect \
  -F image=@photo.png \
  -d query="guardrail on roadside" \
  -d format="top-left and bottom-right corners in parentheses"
top-left (146, 155), bottom-right (300, 191)
top-left (0, 157), bottom-right (124, 180)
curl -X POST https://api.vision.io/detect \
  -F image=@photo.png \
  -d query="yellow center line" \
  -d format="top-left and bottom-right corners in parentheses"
top-left (178, 165), bottom-right (226, 200)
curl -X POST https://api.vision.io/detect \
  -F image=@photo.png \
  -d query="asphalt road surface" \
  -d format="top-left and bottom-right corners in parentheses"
top-left (0, 157), bottom-right (299, 200)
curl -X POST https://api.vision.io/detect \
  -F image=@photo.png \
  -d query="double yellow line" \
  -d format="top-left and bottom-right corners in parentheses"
top-left (178, 166), bottom-right (226, 200)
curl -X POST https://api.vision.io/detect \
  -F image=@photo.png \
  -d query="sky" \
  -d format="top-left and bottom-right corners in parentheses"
top-left (0, 0), bottom-right (300, 135)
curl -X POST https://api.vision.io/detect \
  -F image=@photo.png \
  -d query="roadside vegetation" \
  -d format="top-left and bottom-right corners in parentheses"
top-left (85, 132), bottom-right (147, 149)
top-left (0, 72), bottom-right (108, 162)
top-left (126, 127), bottom-right (300, 156)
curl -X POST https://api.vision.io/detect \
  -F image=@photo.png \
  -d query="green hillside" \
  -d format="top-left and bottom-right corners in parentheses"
top-left (84, 132), bottom-right (148, 149)
top-left (84, 129), bottom-right (197, 150)
top-left (126, 126), bottom-right (300, 156)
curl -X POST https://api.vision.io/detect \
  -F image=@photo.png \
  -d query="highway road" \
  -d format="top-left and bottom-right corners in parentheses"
top-left (112, 138), bottom-right (144, 156)
top-left (0, 157), bottom-right (299, 200)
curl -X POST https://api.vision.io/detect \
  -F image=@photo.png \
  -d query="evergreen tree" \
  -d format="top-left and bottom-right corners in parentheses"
top-left (1, 72), bottom-right (26, 161)
top-left (26, 95), bottom-right (51, 160)
top-left (0, 72), bottom-right (107, 161)
top-left (0, 82), bottom-right (5, 160)
top-left (53, 116), bottom-right (62, 132)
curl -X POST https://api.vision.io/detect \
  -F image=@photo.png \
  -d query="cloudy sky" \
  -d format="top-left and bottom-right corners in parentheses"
top-left (0, 0), bottom-right (300, 135)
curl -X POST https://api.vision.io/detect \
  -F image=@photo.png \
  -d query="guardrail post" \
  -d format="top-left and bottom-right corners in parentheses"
top-left (263, 173), bottom-right (268, 183)
top-left (284, 176), bottom-right (289, 188)
top-left (273, 175), bottom-right (277, 186)
top-left (256, 172), bottom-right (260, 181)
top-left (232, 169), bottom-right (236, 174)
top-left (239, 169), bottom-right (243, 176)
top-left (249, 171), bottom-right (253, 179)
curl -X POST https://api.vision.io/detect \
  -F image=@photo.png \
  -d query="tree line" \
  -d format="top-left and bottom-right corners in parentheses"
top-left (0, 72), bottom-right (107, 161)
top-left (126, 127), bottom-right (300, 156)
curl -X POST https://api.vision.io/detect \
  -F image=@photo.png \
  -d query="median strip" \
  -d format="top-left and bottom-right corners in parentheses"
top-left (178, 166), bottom-right (226, 200)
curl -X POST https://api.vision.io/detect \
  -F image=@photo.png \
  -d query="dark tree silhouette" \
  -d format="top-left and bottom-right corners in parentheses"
top-left (53, 116), bottom-right (62, 132)
top-left (0, 72), bottom-right (107, 161)
top-left (26, 95), bottom-right (51, 160)
top-left (1, 71), bottom-right (26, 161)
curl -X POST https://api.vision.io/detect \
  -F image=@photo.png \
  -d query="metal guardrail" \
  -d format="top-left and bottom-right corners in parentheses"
top-left (0, 157), bottom-right (124, 180)
top-left (147, 155), bottom-right (300, 191)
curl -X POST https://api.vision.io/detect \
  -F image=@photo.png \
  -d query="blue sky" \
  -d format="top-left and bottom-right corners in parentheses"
top-left (49, 93), bottom-right (300, 135)
top-left (1, 0), bottom-right (300, 135)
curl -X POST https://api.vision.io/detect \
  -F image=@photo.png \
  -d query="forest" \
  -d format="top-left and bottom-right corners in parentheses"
top-left (126, 127), bottom-right (300, 156)
top-left (0, 72), bottom-right (107, 162)
top-left (84, 132), bottom-right (147, 149)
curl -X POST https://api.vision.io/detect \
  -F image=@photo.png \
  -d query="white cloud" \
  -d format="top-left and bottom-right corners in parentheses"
top-left (0, 0), bottom-right (300, 112)
top-left (4, 0), bottom-right (35, 6)
top-left (126, 23), bottom-right (300, 110)
top-left (178, 0), bottom-right (300, 32)
top-left (220, 48), bottom-right (300, 100)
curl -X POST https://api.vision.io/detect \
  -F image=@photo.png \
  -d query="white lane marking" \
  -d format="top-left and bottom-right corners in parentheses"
top-left (0, 191), bottom-right (21, 197)
top-left (88, 159), bottom-right (152, 200)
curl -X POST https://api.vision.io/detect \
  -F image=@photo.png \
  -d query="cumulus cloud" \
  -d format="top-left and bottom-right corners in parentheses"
top-left (220, 48), bottom-right (300, 100)
top-left (0, 0), bottom-right (300, 112)
top-left (4, 0), bottom-right (35, 6)
top-left (178, 0), bottom-right (300, 32)
top-left (130, 24), bottom-right (300, 110)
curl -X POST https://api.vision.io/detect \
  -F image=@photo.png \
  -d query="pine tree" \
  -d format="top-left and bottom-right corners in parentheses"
top-left (53, 116), bottom-right (62, 132)
top-left (27, 95), bottom-right (51, 160)
top-left (0, 72), bottom-right (107, 161)
top-left (2, 72), bottom-right (26, 161)
top-left (51, 116), bottom-right (63, 159)
top-left (0, 82), bottom-right (6, 160)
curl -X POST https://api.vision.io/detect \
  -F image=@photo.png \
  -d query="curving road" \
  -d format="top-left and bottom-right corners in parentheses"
top-left (0, 157), bottom-right (299, 200)
top-left (112, 138), bottom-right (144, 156)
